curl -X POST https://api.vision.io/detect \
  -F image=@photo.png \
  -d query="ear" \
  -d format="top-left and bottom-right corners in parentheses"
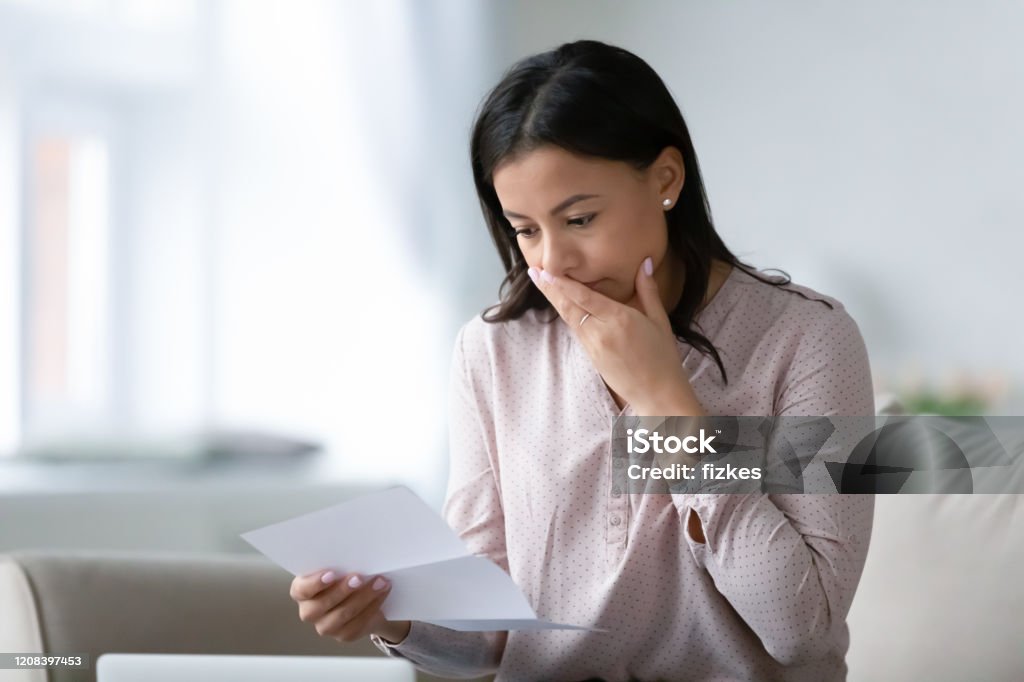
top-left (651, 146), bottom-right (686, 200)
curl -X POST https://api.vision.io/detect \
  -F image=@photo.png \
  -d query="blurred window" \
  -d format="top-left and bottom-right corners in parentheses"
top-left (0, 0), bottom-right (201, 456)
top-left (25, 134), bottom-right (111, 439)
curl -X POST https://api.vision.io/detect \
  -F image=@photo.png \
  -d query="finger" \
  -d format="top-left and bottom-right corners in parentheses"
top-left (634, 256), bottom-right (671, 332)
top-left (528, 267), bottom-right (588, 326)
top-left (543, 271), bottom-right (622, 323)
top-left (298, 572), bottom-right (371, 623)
top-left (334, 589), bottom-right (392, 643)
top-left (290, 569), bottom-right (338, 602)
top-left (316, 576), bottom-right (392, 639)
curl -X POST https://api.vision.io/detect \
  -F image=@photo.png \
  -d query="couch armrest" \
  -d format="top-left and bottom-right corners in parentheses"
top-left (0, 556), bottom-right (47, 682)
top-left (5, 551), bottom-right (460, 682)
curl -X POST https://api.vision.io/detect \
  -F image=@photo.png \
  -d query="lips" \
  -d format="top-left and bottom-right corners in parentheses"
top-left (582, 279), bottom-right (604, 290)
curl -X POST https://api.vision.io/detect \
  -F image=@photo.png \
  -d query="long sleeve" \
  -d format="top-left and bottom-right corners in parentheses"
top-left (672, 307), bottom-right (876, 667)
top-left (372, 323), bottom-right (508, 677)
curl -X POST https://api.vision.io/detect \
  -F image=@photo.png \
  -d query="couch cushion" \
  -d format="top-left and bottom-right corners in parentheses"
top-left (846, 494), bottom-right (1024, 681)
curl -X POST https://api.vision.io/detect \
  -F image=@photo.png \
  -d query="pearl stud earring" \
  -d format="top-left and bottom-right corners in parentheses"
top-left (662, 198), bottom-right (672, 208)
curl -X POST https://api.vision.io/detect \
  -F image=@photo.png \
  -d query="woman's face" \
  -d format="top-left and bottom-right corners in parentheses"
top-left (492, 145), bottom-right (685, 311)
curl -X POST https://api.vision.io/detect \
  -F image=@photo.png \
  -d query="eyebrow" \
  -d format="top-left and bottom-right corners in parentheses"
top-left (501, 193), bottom-right (601, 220)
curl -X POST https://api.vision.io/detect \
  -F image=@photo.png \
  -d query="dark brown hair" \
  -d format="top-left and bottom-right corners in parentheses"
top-left (469, 40), bottom-right (831, 384)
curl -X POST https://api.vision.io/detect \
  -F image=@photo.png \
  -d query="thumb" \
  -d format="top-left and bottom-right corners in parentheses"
top-left (635, 256), bottom-right (672, 332)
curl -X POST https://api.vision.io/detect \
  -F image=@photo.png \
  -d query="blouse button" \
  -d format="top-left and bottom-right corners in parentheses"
top-left (610, 515), bottom-right (621, 526)
top-left (611, 487), bottom-right (621, 498)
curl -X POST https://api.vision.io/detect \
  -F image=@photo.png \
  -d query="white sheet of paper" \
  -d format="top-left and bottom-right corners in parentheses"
top-left (241, 485), bottom-right (602, 632)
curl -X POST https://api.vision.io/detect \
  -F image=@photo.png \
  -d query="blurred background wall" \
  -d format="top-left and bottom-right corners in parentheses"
top-left (1, 0), bottom-right (1022, 508)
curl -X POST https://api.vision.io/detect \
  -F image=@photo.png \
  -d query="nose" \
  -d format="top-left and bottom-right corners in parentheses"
top-left (539, 230), bottom-right (579, 276)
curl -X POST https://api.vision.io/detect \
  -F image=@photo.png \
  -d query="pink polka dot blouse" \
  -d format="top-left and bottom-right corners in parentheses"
top-left (373, 266), bottom-right (876, 681)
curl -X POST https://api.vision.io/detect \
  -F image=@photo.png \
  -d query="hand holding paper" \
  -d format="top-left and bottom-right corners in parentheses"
top-left (241, 486), bottom-right (602, 632)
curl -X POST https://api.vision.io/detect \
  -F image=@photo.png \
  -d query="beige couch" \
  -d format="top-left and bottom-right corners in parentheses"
top-left (0, 551), bottom-right (468, 682)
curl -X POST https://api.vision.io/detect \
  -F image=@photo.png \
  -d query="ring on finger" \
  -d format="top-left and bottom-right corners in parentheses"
top-left (578, 312), bottom-right (592, 327)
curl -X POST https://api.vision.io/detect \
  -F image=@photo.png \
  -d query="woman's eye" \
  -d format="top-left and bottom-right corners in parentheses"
top-left (514, 214), bottom-right (595, 239)
top-left (568, 214), bottom-right (596, 227)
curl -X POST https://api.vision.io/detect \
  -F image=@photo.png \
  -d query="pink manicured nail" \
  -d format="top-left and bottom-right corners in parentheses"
top-left (347, 575), bottom-right (363, 588)
top-left (540, 270), bottom-right (555, 284)
top-left (321, 571), bottom-right (337, 584)
top-left (372, 577), bottom-right (389, 591)
top-left (643, 257), bottom-right (653, 276)
top-left (527, 267), bottom-right (539, 285)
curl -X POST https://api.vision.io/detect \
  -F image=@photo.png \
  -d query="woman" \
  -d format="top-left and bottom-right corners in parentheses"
top-left (289, 39), bottom-right (874, 681)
